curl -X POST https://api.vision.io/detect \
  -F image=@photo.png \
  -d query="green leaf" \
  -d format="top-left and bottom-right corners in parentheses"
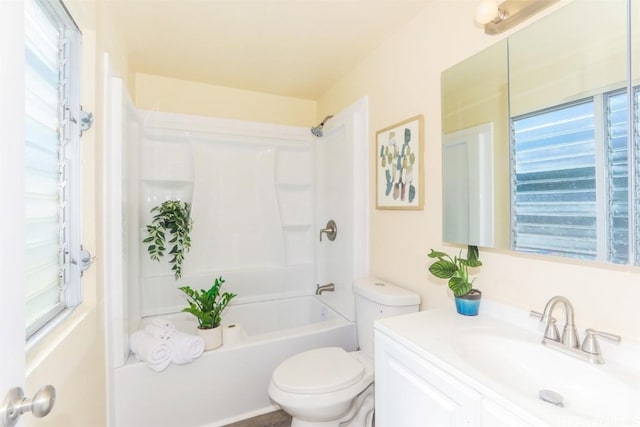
top-left (449, 277), bottom-right (472, 297)
top-left (467, 245), bottom-right (479, 262)
top-left (428, 249), bottom-right (447, 259)
top-left (428, 260), bottom-right (457, 279)
top-left (143, 199), bottom-right (193, 280)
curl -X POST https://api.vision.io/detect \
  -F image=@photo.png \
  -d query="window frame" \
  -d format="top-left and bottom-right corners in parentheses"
top-left (25, 0), bottom-right (83, 340)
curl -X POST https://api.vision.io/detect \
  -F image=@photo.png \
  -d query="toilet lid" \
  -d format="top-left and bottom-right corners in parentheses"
top-left (272, 347), bottom-right (364, 394)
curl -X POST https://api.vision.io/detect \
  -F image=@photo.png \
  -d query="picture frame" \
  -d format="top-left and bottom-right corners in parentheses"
top-left (375, 115), bottom-right (424, 210)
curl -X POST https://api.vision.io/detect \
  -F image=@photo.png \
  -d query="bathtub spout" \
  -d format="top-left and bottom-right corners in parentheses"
top-left (316, 283), bottom-right (335, 295)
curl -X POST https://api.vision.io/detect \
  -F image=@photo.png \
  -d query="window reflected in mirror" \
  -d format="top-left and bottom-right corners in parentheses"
top-left (509, 0), bottom-right (631, 264)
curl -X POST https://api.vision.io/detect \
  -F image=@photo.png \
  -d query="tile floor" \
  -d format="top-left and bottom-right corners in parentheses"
top-left (224, 409), bottom-right (376, 427)
top-left (224, 410), bottom-right (292, 427)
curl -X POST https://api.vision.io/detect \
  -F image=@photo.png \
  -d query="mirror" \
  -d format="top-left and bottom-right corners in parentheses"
top-left (441, 40), bottom-right (509, 249)
top-left (442, 0), bottom-right (635, 265)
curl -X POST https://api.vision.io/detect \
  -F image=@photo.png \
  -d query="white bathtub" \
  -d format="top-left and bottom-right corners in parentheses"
top-left (113, 296), bottom-right (357, 427)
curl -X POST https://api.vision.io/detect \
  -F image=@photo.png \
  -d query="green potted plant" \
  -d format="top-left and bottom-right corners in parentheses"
top-left (427, 245), bottom-right (483, 316)
top-left (143, 200), bottom-right (193, 280)
top-left (178, 276), bottom-right (237, 350)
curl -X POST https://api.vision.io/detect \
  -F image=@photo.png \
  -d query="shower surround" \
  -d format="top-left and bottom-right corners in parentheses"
top-left (137, 112), bottom-right (319, 316)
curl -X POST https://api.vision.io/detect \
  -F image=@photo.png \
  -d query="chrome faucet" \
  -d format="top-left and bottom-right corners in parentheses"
top-left (316, 283), bottom-right (335, 295)
top-left (531, 296), bottom-right (621, 364)
top-left (540, 295), bottom-right (579, 348)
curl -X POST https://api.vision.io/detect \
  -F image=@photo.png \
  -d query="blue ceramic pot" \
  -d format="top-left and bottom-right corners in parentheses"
top-left (454, 289), bottom-right (482, 316)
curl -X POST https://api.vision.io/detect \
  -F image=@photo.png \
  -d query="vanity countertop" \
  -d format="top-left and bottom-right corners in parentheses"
top-left (374, 301), bottom-right (640, 426)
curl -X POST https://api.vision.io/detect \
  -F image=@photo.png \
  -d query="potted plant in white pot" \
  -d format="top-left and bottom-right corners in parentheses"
top-left (427, 245), bottom-right (483, 316)
top-left (178, 276), bottom-right (237, 350)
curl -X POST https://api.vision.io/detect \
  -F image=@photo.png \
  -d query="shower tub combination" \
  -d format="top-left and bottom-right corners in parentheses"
top-left (113, 296), bottom-right (357, 427)
top-left (105, 93), bottom-right (369, 427)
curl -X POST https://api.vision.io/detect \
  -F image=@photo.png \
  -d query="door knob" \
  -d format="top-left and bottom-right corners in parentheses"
top-left (1, 385), bottom-right (56, 427)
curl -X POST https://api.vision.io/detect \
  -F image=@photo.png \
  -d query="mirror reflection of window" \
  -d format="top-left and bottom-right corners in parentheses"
top-left (511, 89), bottom-right (638, 265)
top-left (509, 0), bottom-right (632, 265)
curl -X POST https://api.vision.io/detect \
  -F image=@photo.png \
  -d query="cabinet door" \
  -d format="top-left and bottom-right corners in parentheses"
top-left (375, 331), bottom-right (481, 427)
top-left (482, 400), bottom-right (535, 427)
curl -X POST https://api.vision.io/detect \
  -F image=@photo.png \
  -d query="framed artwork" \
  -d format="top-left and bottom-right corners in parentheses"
top-left (376, 115), bottom-right (424, 210)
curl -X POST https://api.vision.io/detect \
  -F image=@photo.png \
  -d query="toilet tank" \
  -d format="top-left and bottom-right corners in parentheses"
top-left (353, 278), bottom-right (420, 358)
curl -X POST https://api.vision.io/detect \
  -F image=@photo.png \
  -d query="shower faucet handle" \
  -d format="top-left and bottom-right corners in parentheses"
top-left (319, 220), bottom-right (337, 242)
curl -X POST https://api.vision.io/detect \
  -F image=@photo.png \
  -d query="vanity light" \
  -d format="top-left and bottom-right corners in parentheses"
top-left (475, 0), bottom-right (560, 35)
top-left (475, 0), bottom-right (504, 25)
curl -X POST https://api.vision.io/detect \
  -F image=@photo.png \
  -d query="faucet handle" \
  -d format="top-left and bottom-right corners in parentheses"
top-left (581, 328), bottom-right (621, 355)
top-left (530, 310), bottom-right (560, 342)
top-left (530, 310), bottom-right (557, 323)
top-left (530, 310), bottom-right (544, 320)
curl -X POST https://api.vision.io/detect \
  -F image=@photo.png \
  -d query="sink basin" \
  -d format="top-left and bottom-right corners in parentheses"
top-left (451, 326), bottom-right (640, 424)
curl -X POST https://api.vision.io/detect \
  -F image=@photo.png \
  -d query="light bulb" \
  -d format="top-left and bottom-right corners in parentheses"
top-left (475, 0), bottom-right (500, 24)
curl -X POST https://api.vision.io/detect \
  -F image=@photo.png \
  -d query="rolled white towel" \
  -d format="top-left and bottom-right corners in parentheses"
top-left (129, 330), bottom-right (172, 372)
top-left (169, 331), bottom-right (205, 365)
top-left (144, 318), bottom-right (177, 340)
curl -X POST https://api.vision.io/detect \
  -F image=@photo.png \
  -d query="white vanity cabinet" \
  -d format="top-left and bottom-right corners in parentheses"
top-left (375, 330), bottom-right (481, 426)
top-left (375, 329), bottom-right (536, 427)
top-left (482, 400), bottom-right (535, 427)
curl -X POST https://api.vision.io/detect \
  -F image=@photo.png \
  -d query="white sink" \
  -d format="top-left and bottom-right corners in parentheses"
top-left (451, 325), bottom-right (640, 423)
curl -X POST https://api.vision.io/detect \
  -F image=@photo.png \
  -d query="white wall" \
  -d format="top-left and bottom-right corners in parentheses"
top-left (135, 73), bottom-right (317, 127)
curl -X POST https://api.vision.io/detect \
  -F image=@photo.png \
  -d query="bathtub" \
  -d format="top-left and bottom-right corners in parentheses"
top-left (113, 296), bottom-right (357, 427)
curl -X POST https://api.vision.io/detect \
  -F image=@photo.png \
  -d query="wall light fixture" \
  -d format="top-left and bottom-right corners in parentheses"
top-left (475, 0), bottom-right (560, 35)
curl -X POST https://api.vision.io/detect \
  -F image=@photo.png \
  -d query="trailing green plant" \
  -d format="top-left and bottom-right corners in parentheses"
top-left (179, 277), bottom-right (237, 329)
top-left (427, 245), bottom-right (482, 297)
top-left (143, 200), bottom-right (193, 279)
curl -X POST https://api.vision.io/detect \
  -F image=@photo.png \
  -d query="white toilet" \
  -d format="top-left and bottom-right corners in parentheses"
top-left (268, 278), bottom-right (420, 427)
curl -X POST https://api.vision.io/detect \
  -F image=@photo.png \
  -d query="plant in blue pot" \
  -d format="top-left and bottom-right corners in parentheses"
top-left (427, 245), bottom-right (483, 316)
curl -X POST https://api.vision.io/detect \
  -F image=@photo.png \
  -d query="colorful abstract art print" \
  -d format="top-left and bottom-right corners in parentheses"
top-left (376, 115), bottom-right (424, 210)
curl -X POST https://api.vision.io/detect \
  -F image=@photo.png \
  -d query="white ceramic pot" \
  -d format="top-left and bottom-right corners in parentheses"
top-left (197, 325), bottom-right (222, 350)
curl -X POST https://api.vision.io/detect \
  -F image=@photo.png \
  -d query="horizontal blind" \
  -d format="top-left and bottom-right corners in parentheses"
top-left (605, 90), bottom-right (629, 264)
top-left (25, 0), bottom-right (66, 334)
top-left (511, 100), bottom-right (597, 259)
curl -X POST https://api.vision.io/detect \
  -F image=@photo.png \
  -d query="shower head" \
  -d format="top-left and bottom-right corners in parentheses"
top-left (310, 115), bottom-right (334, 137)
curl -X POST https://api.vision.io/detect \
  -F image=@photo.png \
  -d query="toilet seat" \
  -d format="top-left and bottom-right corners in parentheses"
top-left (272, 347), bottom-right (365, 394)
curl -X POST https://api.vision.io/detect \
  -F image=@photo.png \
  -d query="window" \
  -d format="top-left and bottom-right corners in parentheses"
top-left (511, 87), bottom-right (639, 264)
top-left (25, 0), bottom-right (83, 338)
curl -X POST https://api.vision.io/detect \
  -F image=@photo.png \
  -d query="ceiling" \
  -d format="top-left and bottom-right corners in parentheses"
top-left (103, 0), bottom-right (431, 100)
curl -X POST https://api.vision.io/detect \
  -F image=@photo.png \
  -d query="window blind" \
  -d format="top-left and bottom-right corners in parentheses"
top-left (25, 0), bottom-right (80, 337)
top-left (511, 101), bottom-right (597, 259)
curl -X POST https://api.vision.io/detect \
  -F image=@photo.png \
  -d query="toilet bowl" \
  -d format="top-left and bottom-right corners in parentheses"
top-left (268, 348), bottom-right (373, 427)
top-left (268, 278), bottom-right (420, 427)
